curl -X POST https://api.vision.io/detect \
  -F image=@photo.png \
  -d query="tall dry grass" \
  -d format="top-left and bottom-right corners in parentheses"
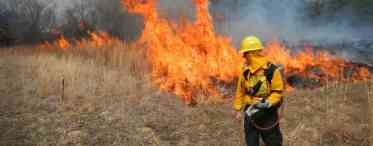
top-left (33, 44), bottom-right (149, 98)
top-left (0, 42), bottom-right (152, 106)
top-left (283, 81), bottom-right (371, 146)
top-left (1, 44), bottom-right (372, 145)
top-left (368, 80), bottom-right (373, 145)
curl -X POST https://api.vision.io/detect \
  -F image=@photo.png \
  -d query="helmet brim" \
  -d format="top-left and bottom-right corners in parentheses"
top-left (239, 48), bottom-right (263, 54)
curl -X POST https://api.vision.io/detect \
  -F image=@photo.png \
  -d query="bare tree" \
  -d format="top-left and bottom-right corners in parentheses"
top-left (60, 0), bottom-right (96, 38)
top-left (59, 0), bottom-right (142, 41)
top-left (0, 0), bottom-right (56, 44)
top-left (93, 0), bottom-right (142, 41)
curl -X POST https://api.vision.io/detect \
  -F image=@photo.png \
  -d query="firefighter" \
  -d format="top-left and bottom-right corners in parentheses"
top-left (234, 36), bottom-right (284, 146)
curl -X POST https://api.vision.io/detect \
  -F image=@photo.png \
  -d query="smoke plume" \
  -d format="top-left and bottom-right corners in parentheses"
top-left (210, 0), bottom-right (372, 48)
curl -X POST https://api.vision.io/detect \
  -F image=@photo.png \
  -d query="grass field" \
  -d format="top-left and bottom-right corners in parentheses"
top-left (0, 48), bottom-right (371, 146)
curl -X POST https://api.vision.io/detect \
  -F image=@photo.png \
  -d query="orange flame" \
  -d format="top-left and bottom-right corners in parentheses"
top-left (88, 31), bottom-right (118, 47)
top-left (122, 0), bottom-right (243, 103)
top-left (48, 31), bottom-right (121, 50)
top-left (121, 0), bottom-right (371, 103)
top-left (264, 40), bottom-right (348, 80)
top-left (264, 41), bottom-right (371, 82)
top-left (352, 67), bottom-right (370, 81)
top-left (75, 31), bottom-right (121, 48)
top-left (57, 36), bottom-right (70, 49)
top-left (38, 0), bottom-right (371, 104)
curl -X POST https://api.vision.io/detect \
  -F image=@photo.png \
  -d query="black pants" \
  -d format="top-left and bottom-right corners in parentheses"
top-left (244, 109), bottom-right (283, 146)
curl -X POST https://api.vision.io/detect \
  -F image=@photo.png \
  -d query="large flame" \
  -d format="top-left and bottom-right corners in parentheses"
top-left (39, 0), bottom-right (370, 104)
top-left (264, 41), bottom-right (370, 81)
top-left (264, 41), bottom-right (345, 80)
top-left (121, 0), bottom-right (370, 103)
top-left (122, 0), bottom-right (243, 103)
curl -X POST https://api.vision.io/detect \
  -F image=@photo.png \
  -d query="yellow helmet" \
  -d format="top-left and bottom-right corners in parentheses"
top-left (239, 36), bottom-right (264, 53)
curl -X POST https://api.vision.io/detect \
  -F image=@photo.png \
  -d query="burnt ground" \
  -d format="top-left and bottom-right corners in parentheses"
top-left (0, 53), bottom-right (371, 146)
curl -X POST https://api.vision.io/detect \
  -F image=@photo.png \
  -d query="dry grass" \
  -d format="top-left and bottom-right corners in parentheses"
top-left (0, 47), bottom-right (371, 146)
top-left (369, 80), bottom-right (373, 146)
top-left (283, 81), bottom-right (371, 146)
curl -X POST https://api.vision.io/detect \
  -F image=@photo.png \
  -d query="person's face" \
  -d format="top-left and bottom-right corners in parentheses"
top-left (243, 51), bottom-right (263, 64)
top-left (243, 52), bottom-right (255, 63)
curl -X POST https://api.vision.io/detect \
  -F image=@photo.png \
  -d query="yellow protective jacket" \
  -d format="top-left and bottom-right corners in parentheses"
top-left (233, 57), bottom-right (284, 111)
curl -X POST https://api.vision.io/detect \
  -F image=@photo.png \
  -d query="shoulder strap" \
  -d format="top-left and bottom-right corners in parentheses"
top-left (243, 69), bottom-right (251, 80)
top-left (242, 63), bottom-right (278, 82)
top-left (265, 63), bottom-right (278, 84)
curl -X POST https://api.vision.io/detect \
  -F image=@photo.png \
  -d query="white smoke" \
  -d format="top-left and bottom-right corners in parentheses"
top-left (211, 0), bottom-right (366, 48)
top-left (158, 0), bottom-right (196, 21)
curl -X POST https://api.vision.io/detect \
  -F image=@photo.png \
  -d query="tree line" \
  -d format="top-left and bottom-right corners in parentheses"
top-left (0, 0), bottom-right (142, 46)
top-left (1, 0), bottom-right (372, 46)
